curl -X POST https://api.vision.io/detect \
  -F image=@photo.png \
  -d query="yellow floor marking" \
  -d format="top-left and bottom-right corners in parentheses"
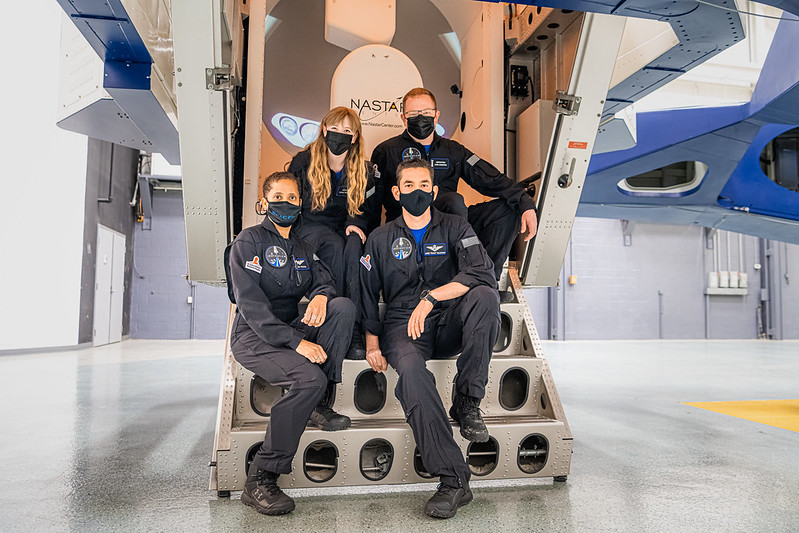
top-left (683, 400), bottom-right (799, 433)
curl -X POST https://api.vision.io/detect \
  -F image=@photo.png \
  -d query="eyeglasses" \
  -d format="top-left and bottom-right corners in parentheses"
top-left (404, 108), bottom-right (437, 119)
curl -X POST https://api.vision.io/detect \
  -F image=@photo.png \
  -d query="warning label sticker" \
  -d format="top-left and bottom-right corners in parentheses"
top-left (568, 141), bottom-right (588, 150)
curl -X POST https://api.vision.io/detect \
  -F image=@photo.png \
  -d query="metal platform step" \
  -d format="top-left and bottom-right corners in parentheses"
top-left (236, 357), bottom-right (550, 424)
top-left (216, 417), bottom-right (572, 490)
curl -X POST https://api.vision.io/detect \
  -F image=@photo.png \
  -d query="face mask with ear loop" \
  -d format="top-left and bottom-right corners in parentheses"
top-left (255, 200), bottom-right (301, 227)
top-left (324, 130), bottom-right (353, 156)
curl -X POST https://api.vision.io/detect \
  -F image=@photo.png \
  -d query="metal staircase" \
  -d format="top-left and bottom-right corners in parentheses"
top-left (209, 267), bottom-right (572, 495)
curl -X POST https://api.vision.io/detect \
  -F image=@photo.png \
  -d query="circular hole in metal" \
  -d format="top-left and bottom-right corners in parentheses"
top-left (493, 311), bottom-right (513, 353)
top-left (499, 367), bottom-right (529, 411)
top-left (526, 45), bottom-right (538, 52)
top-left (536, 34), bottom-right (549, 41)
top-left (528, 13), bottom-right (533, 24)
top-left (467, 436), bottom-right (499, 476)
top-left (547, 22), bottom-right (560, 29)
top-left (536, 7), bottom-right (542, 14)
top-left (413, 448), bottom-right (435, 479)
top-left (250, 376), bottom-right (285, 417)
top-left (303, 440), bottom-right (338, 483)
top-left (518, 434), bottom-right (549, 474)
top-left (245, 441), bottom-right (262, 475)
top-left (541, 394), bottom-right (548, 411)
top-left (360, 439), bottom-right (394, 481)
top-left (460, 112), bottom-right (466, 132)
top-left (354, 370), bottom-right (387, 415)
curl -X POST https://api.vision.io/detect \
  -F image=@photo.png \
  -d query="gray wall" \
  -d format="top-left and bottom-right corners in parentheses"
top-left (782, 242), bottom-right (799, 339)
top-left (78, 140), bottom-right (140, 343)
top-left (130, 191), bottom-right (230, 339)
top-left (525, 217), bottom-right (798, 340)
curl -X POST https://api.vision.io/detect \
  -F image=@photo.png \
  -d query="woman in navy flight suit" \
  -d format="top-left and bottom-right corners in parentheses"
top-left (226, 171), bottom-right (355, 516)
top-left (288, 107), bottom-right (382, 358)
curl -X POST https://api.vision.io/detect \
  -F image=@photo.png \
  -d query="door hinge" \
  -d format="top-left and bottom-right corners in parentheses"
top-left (553, 91), bottom-right (581, 116)
top-left (206, 67), bottom-right (232, 90)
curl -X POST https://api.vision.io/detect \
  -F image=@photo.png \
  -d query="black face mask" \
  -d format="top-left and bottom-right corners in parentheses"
top-left (324, 130), bottom-right (353, 156)
top-left (399, 189), bottom-right (434, 217)
top-left (266, 201), bottom-right (301, 227)
top-left (406, 115), bottom-right (436, 140)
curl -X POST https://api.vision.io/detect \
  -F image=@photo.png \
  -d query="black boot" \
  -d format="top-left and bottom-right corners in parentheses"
top-left (241, 467), bottom-right (295, 515)
top-left (449, 393), bottom-right (489, 443)
top-left (346, 330), bottom-right (366, 360)
top-left (424, 480), bottom-right (473, 519)
top-left (309, 382), bottom-right (351, 431)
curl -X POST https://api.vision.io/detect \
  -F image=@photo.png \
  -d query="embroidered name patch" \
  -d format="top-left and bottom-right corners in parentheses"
top-left (423, 243), bottom-right (447, 256)
top-left (265, 246), bottom-right (288, 268)
top-left (430, 158), bottom-right (449, 170)
top-left (402, 147), bottom-right (423, 162)
top-left (293, 257), bottom-right (310, 270)
top-left (360, 254), bottom-right (372, 271)
top-left (391, 237), bottom-right (412, 260)
top-left (245, 256), bottom-right (262, 273)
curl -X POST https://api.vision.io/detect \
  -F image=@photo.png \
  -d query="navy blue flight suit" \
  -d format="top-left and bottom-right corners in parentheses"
top-left (288, 149), bottom-right (383, 309)
top-left (226, 216), bottom-right (356, 475)
top-left (360, 208), bottom-right (501, 487)
top-left (371, 131), bottom-right (536, 277)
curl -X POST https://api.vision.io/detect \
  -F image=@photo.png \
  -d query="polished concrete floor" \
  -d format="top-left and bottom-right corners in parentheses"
top-left (1, 339), bottom-right (798, 532)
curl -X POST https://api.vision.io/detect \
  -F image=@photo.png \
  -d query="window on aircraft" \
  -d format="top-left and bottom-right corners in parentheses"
top-left (618, 160), bottom-right (707, 197)
top-left (760, 127), bottom-right (799, 193)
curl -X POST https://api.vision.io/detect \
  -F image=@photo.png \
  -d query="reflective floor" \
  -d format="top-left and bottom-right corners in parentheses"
top-left (1, 339), bottom-right (798, 532)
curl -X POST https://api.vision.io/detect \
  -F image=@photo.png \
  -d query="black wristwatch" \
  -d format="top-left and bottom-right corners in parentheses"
top-left (420, 289), bottom-right (438, 307)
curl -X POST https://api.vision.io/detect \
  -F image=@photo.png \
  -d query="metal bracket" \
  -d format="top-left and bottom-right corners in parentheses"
top-left (621, 219), bottom-right (634, 247)
top-left (206, 67), bottom-right (232, 90)
top-left (137, 175), bottom-right (154, 230)
top-left (553, 91), bottom-right (581, 116)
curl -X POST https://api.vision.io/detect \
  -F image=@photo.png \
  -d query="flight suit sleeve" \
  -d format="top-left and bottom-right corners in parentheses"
top-left (359, 234), bottom-right (384, 336)
top-left (346, 163), bottom-right (384, 233)
top-left (451, 221), bottom-right (498, 290)
top-left (288, 151), bottom-right (312, 208)
top-left (307, 252), bottom-right (337, 300)
top-left (228, 235), bottom-right (305, 350)
top-left (460, 146), bottom-right (536, 215)
top-left (287, 151), bottom-right (305, 178)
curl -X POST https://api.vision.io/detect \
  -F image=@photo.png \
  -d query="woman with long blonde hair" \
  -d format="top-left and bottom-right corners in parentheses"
top-left (289, 106), bottom-right (382, 358)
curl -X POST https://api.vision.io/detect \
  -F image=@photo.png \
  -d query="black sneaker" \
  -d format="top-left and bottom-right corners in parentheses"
top-left (241, 468), bottom-right (295, 516)
top-left (424, 481), bottom-right (473, 519)
top-left (309, 403), bottom-right (351, 431)
top-left (346, 331), bottom-right (366, 360)
top-left (449, 393), bottom-right (489, 443)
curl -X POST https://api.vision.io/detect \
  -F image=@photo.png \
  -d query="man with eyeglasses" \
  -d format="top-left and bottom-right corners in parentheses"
top-left (370, 87), bottom-right (538, 280)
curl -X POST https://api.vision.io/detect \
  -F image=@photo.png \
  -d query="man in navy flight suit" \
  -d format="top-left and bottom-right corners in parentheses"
top-left (370, 87), bottom-right (538, 279)
top-left (360, 158), bottom-right (501, 519)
